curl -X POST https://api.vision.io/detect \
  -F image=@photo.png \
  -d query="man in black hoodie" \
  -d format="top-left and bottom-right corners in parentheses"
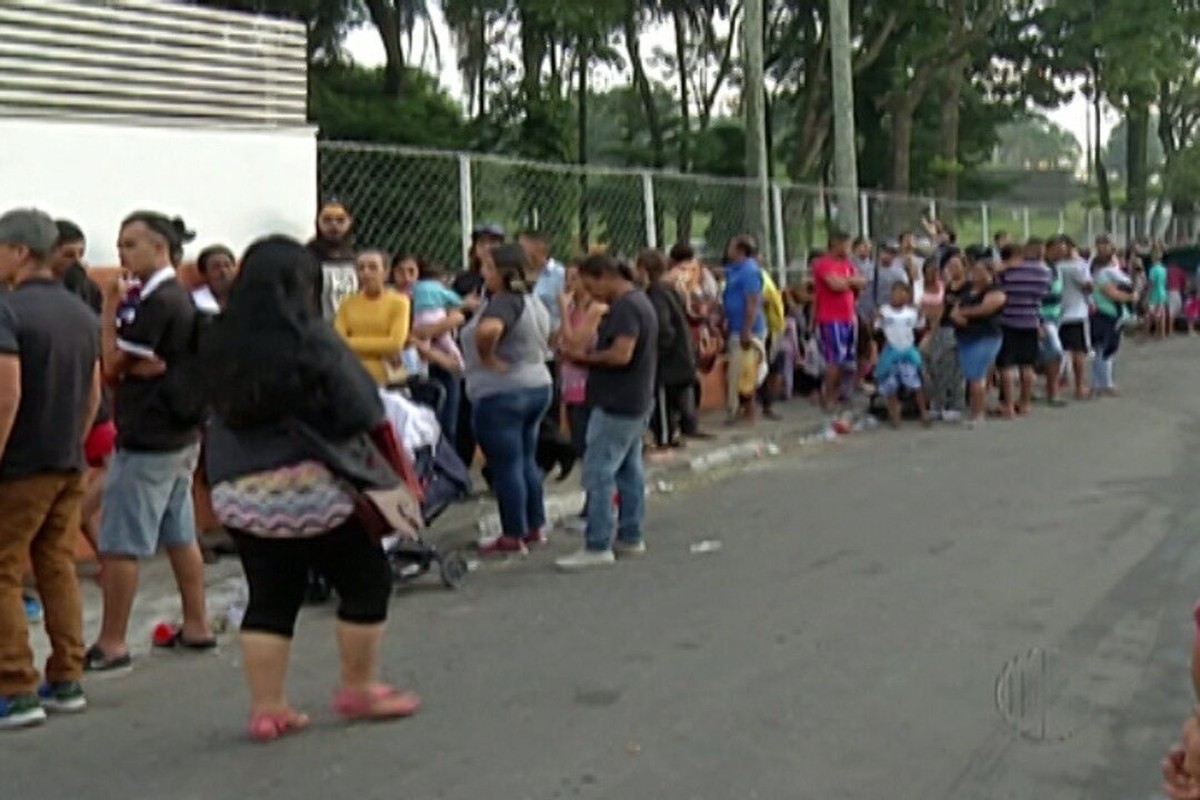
top-left (640, 249), bottom-right (697, 449)
top-left (306, 199), bottom-right (358, 320)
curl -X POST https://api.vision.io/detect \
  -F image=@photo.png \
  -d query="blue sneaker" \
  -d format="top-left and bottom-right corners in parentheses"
top-left (37, 681), bottom-right (87, 714)
top-left (0, 694), bottom-right (46, 730)
top-left (22, 594), bottom-right (42, 624)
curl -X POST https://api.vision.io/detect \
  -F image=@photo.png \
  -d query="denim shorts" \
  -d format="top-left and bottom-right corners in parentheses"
top-left (98, 445), bottom-right (200, 558)
top-left (877, 362), bottom-right (922, 396)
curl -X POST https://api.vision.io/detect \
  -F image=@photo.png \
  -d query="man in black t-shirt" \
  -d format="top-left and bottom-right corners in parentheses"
top-left (50, 220), bottom-right (113, 557)
top-left (87, 211), bottom-right (213, 674)
top-left (0, 209), bottom-right (101, 724)
top-left (556, 253), bottom-right (658, 572)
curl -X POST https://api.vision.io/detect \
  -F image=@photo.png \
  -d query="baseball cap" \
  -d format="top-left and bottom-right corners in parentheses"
top-left (472, 222), bottom-right (505, 240)
top-left (0, 208), bottom-right (58, 258)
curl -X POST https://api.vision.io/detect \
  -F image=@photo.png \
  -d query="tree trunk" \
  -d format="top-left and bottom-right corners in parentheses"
top-left (519, 3), bottom-right (546, 107)
top-left (578, 42), bottom-right (590, 251)
top-left (672, 8), bottom-right (693, 244)
top-left (1092, 67), bottom-right (1113, 217)
top-left (1124, 97), bottom-right (1151, 238)
top-left (625, 11), bottom-right (665, 168)
top-left (673, 8), bottom-right (691, 173)
top-left (935, 56), bottom-right (966, 208)
top-left (888, 97), bottom-right (918, 233)
top-left (476, 14), bottom-right (487, 120)
top-left (363, 0), bottom-right (405, 98)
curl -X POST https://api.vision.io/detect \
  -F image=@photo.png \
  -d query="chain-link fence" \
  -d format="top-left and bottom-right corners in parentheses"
top-left (318, 140), bottom-right (1195, 284)
top-left (318, 142), bottom-right (463, 268)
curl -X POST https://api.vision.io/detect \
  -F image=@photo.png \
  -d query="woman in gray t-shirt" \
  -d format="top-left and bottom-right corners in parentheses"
top-left (459, 244), bottom-right (553, 555)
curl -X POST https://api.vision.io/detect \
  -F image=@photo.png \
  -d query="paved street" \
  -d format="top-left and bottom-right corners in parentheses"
top-left (8, 338), bottom-right (1200, 799)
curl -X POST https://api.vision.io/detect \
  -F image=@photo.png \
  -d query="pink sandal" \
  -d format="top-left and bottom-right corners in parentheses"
top-left (247, 708), bottom-right (311, 742)
top-left (333, 684), bottom-right (421, 721)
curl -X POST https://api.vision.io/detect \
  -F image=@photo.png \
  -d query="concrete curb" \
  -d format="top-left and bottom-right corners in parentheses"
top-left (473, 414), bottom-right (851, 541)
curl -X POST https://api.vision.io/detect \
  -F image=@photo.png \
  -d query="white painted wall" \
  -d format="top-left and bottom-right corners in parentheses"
top-left (0, 117), bottom-right (317, 265)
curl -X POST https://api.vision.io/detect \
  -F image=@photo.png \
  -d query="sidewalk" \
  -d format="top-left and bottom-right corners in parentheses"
top-left (33, 397), bottom-right (842, 665)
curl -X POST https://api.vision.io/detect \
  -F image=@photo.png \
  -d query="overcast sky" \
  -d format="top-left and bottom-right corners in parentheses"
top-left (344, 16), bottom-right (1113, 156)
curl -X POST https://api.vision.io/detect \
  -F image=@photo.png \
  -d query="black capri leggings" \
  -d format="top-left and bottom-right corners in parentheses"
top-left (231, 521), bottom-right (392, 638)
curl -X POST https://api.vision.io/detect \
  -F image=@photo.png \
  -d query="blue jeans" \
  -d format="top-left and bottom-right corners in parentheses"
top-left (582, 408), bottom-right (647, 552)
top-left (1090, 313), bottom-right (1120, 390)
top-left (429, 364), bottom-right (461, 443)
top-left (472, 386), bottom-right (552, 538)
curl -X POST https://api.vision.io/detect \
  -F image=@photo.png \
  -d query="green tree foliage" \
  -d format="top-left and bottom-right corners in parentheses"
top-left (200, 0), bottom-right (1200, 249)
top-left (309, 64), bottom-right (467, 146)
top-left (994, 115), bottom-right (1083, 171)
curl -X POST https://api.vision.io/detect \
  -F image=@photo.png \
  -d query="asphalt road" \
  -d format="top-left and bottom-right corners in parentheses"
top-left (7, 338), bottom-right (1200, 800)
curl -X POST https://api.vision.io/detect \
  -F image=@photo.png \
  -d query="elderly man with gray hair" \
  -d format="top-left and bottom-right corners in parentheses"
top-left (0, 208), bottom-right (101, 730)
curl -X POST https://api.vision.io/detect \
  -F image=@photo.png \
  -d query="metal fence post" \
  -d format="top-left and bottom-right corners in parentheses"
top-left (1086, 208), bottom-right (1095, 244)
top-left (641, 172), bottom-right (657, 249)
top-left (1058, 209), bottom-right (1065, 234)
top-left (981, 203), bottom-right (990, 243)
top-left (928, 198), bottom-right (938, 223)
top-left (771, 181), bottom-right (787, 285)
top-left (458, 154), bottom-right (473, 271)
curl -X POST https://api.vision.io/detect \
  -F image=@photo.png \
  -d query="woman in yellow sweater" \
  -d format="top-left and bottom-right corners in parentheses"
top-left (335, 250), bottom-right (411, 385)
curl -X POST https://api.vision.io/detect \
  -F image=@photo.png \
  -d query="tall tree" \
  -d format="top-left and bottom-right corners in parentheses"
top-left (879, 1), bottom-right (1006, 200)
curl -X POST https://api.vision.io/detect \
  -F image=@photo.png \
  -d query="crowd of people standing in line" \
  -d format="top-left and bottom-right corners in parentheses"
top-left (2, 194), bottom-right (1195, 749)
top-left (814, 227), bottom-right (1187, 429)
top-left (0, 199), bottom-right (734, 739)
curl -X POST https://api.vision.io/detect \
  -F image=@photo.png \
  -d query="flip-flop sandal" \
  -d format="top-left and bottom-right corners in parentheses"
top-left (247, 709), bottom-right (310, 743)
top-left (334, 685), bottom-right (421, 721)
top-left (154, 627), bottom-right (218, 651)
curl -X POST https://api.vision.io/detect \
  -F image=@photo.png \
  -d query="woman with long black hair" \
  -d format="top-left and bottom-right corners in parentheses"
top-left (203, 236), bottom-right (419, 742)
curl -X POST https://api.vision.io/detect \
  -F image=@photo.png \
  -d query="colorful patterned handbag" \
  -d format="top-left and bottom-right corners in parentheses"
top-left (211, 460), bottom-right (355, 538)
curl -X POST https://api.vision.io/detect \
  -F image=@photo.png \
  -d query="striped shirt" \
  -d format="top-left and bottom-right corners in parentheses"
top-left (999, 261), bottom-right (1051, 330)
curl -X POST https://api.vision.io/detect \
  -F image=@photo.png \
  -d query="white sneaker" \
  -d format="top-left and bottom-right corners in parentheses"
top-left (927, 408), bottom-right (943, 422)
top-left (941, 409), bottom-right (963, 423)
top-left (614, 540), bottom-right (647, 558)
top-left (555, 549), bottom-right (617, 571)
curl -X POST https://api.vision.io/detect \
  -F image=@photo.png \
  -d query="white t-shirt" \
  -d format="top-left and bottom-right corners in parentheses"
top-left (1058, 258), bottom-right (1093, 322)
top-left (877, 304), bottom-right (919, 350)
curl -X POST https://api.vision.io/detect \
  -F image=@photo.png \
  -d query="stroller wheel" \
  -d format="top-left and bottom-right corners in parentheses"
top-left (439, 552), bottom-right (470, 589)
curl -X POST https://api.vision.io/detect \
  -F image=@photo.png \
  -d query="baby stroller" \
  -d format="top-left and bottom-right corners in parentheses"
top-left (381, 377), bottom-right (473, 590)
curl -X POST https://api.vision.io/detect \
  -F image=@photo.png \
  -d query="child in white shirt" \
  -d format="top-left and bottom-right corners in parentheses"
top-left (874, 281), bottom-right (930, 428)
